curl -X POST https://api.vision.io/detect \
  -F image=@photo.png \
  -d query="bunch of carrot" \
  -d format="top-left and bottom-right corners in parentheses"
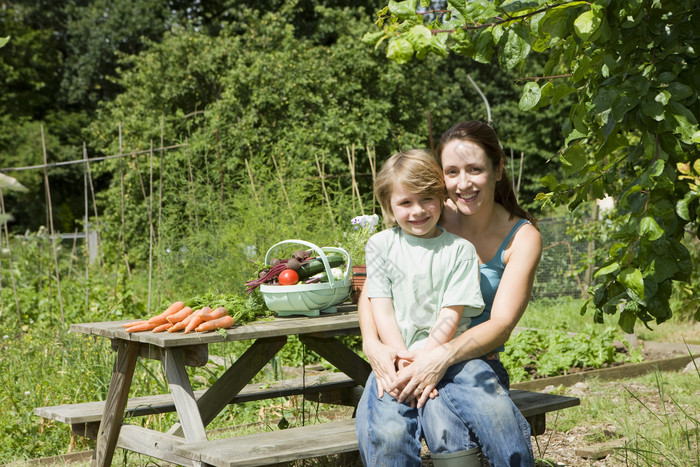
top-left (122, 301), bottom-right (235, 334)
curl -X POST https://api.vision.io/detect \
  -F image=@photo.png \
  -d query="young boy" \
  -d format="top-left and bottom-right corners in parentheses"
top-left (366, 149), bottom-right (484, 368)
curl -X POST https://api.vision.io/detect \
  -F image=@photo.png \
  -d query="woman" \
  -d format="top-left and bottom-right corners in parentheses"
top-left (355, 121), bottom-right (542, 466)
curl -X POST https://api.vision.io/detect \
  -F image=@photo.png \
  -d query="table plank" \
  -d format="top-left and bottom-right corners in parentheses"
top-left (70, 307), bottom-right (360, 348)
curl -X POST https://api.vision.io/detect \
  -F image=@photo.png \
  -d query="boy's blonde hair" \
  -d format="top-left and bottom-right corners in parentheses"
top-left (374, 149), bottom-right (447, 228)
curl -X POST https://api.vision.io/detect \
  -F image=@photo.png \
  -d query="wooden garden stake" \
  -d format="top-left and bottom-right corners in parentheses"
top-left (314, 152), bottom-right (336, 227)
top-left (84, 143), bottom-right (105, 269)
top-left (158, 116), bottom-right (165, 304)
top-left (366, 145), bottom-right (377, 214)
top-left (41, 125), bottom-right (65, 323)
top-left (346, 145), bottom-right (364, 215)
top-left (244, 157), bottom-right (260, 206)
top-left (185, 139), bottom-right (200, 230)
top-left (68, 227), bottom-right (78, 278)
top-left (215, 129), bottom-right (224, 218)
top-left (118, 124), bottom-right (132, 280)
top-left (271, 154), bottom-right (296, 224)
top-left (0, 189), bottom-right (22, 327)
top-left (147, 141), bottom-right (155, 313)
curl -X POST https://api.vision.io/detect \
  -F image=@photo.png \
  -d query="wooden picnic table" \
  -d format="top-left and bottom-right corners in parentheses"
top-left (37, 303), bottom-right (580, 466)
top-left (69, 304), bottom-right (370, 467)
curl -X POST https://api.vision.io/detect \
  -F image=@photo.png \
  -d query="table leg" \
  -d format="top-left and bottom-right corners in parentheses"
top-left (92, 339), bottom-right (139, 467)
top-left (168, 335), bottom-right (287, 437)
top-left (162, 348), bottom-right (208, 442)
top-left (299, 335), bottom-right (371, 385)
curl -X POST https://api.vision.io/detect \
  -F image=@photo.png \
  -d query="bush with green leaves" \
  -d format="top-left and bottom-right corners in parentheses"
top-left (362, 0), bottom-right (700, 332)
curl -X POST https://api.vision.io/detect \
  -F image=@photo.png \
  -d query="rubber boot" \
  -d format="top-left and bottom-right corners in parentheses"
top-left (430, 447), bottom-right (482, 467)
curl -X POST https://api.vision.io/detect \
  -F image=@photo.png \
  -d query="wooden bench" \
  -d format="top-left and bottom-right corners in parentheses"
top-left (175, 389), bottom-right (580, 466)
top-left (36, 381), bottom-right (579, 466)
top-left (34, 372), bottom-right (360, 438)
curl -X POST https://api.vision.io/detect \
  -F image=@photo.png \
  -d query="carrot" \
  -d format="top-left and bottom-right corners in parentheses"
top-left (201, 306), bottom-right (228, 321)
top-left (195, 315), bottom-right (235, 332)
top-left (122, 320), bottom-right (147, 328)
top-left (152, 322), bottom-right (173, 333)
top-left (169, 309), bottom-right (201, 333)
top-left (147, 301), bottom-right (185, 325)
top-left (184, 310), bottom-right (206, 334)
top-left (125, 322), bottom-right (159, 333)
top-left (166, 306), bottom-right (193, 325)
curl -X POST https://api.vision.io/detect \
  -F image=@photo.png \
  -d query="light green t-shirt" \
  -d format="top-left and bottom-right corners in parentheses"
top-left (365, 227), bottom-right (485, 350)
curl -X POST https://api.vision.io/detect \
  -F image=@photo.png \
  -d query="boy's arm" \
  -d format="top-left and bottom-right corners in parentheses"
top-left (370, 297), bottom-right (407, 351)
top-left (425, 305), bottom-right (463, 350)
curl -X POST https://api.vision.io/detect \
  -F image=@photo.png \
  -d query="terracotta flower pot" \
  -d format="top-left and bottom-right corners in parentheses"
top-left (351, 265), bottom-right (366, 304)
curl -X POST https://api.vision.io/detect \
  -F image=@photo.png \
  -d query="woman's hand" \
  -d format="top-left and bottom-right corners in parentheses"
top-left (362, 338), bottom-right (399, 398)
top-left (390, 345), bottom-right (452, 408)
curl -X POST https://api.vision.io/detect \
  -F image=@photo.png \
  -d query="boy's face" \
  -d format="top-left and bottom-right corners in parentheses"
top-left (389, 182), bottom-right (442, 238)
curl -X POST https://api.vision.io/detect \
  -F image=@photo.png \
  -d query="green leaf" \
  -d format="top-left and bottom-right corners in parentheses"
top-left (618, 309), bottom-right (637, 334)
top-left (573, 9), bottom-right (602, 41)
top-left (0, 36), bottom-right (9, 48)
top-left (639, 216), bottom-right (663, 241)
top-left (519, 81), bottom-right (541, 111)
top-left (594, 262), bottom-right (620, 278)
top-left (641, 94), bottom-right (665, 121)
top-left (560, 144), bottom-right (586, 174)
top-left (499, 23), bottom-right (531, 70)
top-left (361, 31), bottom-right (385, 46)
top-left (669, 101), bottom-right (699, 144)
top-left (386, 37), bottom-right (414, 64)
top-left (405, 25), bottom-right (432, 59)
top-left (472, 29), bottom-right (494, 63)
top-left (389, 0), bottom-right (418, 20)
top-left (500, 0), bottom-right (543, 14)
top-left (619, 267), bottom-right (644, 301)
top-left (666, 82), bottom-right (693, 101)
top-left (551, 83), bottom-right (576, 107)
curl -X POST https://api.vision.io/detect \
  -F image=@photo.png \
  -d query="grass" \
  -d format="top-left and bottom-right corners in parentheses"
top-left (536, 368), bottom-right (699, 466)
top-left (2, 296), bottom-right (699, 465)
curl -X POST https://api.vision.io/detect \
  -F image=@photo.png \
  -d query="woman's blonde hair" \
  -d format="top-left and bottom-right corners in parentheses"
top-left (374, 149), bottom-right (447, 228)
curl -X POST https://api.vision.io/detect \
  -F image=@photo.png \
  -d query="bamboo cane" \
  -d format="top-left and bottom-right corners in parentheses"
top-left (366, 145), bottom-right (377, 214)
top-left (244, 157), bottom-right (260, 206)
top-left (185, 139), bottom-right (200, 230)
top-left (147, 141), bottom-right (154, 313)
top-left (41, 126), bottom-right (65, 323)
top-left (314, 152), bottom-right (336, 227)
top-left (118, 123), bottom-right (132, 280)
top-left (271, 154), bottom-right (296, 224)
top-left (346, 145), bottom-right (364, 215)
top-left (0, 189), bottom-right (22, 327)
top-left (83, 143), bottom-right (105, 269)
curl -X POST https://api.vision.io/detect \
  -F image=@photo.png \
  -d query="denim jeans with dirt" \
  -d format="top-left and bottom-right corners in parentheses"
top-left (355, 358), bottom-right (534, 467)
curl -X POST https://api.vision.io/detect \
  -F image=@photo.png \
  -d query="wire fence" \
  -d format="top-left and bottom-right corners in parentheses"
top-left (533, 218), bottom-right (590, 300)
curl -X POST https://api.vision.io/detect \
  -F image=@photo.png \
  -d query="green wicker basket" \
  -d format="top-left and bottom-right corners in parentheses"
top-left (259, 240), bottom-right (352, 317)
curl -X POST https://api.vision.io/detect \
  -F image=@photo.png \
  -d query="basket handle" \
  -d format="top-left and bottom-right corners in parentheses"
top-left (264, 239), bottom-right (352, 288)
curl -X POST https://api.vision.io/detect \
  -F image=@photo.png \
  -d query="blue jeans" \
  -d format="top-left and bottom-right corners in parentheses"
top-left (355, 358), bottom-right (534, 467)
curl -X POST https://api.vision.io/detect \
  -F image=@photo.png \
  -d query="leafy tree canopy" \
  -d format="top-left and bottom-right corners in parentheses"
top-left (363, 0), bottom-right (700, 329)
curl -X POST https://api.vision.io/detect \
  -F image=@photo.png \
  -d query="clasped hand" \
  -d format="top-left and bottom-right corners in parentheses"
top-left (366, 339), bottom-right (447, 409)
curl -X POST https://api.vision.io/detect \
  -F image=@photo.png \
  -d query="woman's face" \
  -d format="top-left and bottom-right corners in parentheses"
top-left (441, 140), bottom-right (502, 217)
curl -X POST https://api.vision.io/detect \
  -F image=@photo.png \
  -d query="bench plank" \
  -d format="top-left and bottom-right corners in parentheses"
top-left (173, 418), bottom-right (358, 467)
top-left (34, 372), bottom-right (359, 425)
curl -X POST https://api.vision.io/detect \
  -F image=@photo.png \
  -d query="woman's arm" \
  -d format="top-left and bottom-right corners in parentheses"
top-left (425, 305), bottom-right (462, 350)
top-left (394, 224), bottom-right (543, 406)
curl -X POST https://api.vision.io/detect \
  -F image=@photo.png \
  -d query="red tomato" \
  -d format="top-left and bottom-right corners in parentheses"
top-left (278, 269), bottom-right (299, 285)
